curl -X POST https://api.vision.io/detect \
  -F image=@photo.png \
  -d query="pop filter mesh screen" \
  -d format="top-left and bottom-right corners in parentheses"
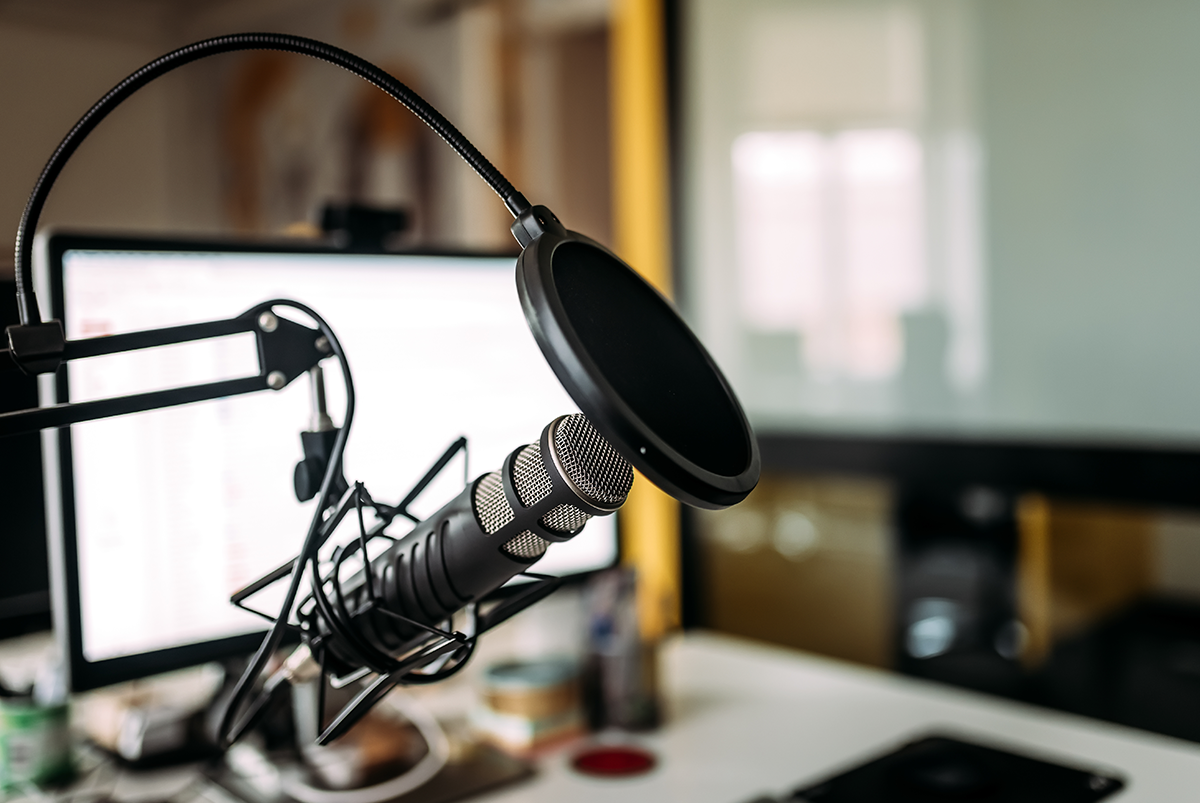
top-left (551, 242), bottom-right (748, 478)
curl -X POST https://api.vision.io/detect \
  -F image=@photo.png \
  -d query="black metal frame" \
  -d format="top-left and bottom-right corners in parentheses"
top-left (3, 307), bottom-right (326, 436)
top-left (755, 430), bottom-right (1200, 510)
top-left (0, 278), bottom-right (50, 638)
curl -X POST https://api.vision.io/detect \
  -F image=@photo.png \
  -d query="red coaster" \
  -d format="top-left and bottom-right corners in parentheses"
top-left (571, 745), bottom-right (657, 777)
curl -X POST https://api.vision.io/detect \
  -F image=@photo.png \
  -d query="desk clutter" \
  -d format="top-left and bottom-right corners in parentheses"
top-left (473, 658), bottom-right (584, 755)
top-left (0, 696), bottom-right (73, 793)
top-left (0, 569), bottom-right (668, 803)
top-left (0, 639), bottom-right (72, 793)
top-left (205, 732), bottom-right (533, 803)
top-left (4, 632), bottom-right (1200, 803)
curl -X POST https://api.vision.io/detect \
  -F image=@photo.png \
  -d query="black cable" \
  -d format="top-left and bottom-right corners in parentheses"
top-left (400, 639), bottom-right (477, 685)
top-left (12, 32), bottom-right (531, 326)
top-left (354, 483), bottom-right (377, 602)
top-left (305, 484), bottom-right (404, 676)
top-left (320, 525), bottom-right (397, 675)
top-left (217, 299), bottom-right (354, 748)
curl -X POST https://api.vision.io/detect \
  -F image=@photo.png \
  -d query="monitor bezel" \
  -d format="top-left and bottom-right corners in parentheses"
top-left (0, 278), bottom-right (52, 641)
top-left (36, 230), bottom-right (619, 692)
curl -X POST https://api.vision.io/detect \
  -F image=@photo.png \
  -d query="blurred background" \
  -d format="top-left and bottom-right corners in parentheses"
top-left (0, 0), bottom-right (615, 249)
top-left (4, 0), bottom-right (1200, 748)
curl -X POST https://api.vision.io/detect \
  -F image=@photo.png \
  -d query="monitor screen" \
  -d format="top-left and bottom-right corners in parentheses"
top-left (38, 235), bottom-right (618, 688)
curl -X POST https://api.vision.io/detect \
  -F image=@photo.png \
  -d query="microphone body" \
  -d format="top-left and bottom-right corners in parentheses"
top-left (305, 414), bottom-right (633, 676)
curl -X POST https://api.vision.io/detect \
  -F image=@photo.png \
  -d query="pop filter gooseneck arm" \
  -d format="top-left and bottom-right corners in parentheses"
top-left (4, 32), bottom-right (531, 371)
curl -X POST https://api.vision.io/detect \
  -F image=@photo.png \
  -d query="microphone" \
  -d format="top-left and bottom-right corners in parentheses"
top-left (302, 413), bottom-right (633, 678)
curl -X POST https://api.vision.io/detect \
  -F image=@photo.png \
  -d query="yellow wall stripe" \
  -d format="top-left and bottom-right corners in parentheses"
top-left (611, 0), bottom-right (680, 641)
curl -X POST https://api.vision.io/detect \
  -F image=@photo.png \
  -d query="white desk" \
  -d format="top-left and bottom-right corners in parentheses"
top-left (5, 630), bottom-right (1200, 802)
top-left (480, 631), bottom-right (1200, 802)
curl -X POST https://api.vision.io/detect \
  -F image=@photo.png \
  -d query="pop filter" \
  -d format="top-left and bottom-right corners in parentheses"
top-left (513, 207), bottom-right (760, 510)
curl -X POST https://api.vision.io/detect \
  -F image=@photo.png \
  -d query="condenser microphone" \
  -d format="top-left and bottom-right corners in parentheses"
top-left (302, 413), bottom-right (633, 678)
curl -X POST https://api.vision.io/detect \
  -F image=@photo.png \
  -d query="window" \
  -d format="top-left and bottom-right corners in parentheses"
top-left (734, 128), bottom-right (925, 381)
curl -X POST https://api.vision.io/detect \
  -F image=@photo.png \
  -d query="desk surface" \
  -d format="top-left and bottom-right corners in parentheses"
top-left (5, 630), bottom-right (1200, 802)
top-left (482, 631), bottom-right (1200, 803)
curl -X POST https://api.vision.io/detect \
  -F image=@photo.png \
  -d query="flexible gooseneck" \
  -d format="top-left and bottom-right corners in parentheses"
top-left (10, 32), bottom-right (532, 328)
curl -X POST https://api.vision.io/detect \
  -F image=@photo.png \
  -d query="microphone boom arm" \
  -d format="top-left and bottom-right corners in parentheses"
top-left (0, 300), bottom-right (331, 438)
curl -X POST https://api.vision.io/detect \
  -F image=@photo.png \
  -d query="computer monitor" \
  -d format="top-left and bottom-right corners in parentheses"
top-left (35, 232), bottom-right (619, 692)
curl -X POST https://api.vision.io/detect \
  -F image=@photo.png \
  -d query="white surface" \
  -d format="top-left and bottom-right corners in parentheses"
top-left (481, 631), bottom-right (1200, 802)
top-left (5, 630), bottom-right (1198, 800)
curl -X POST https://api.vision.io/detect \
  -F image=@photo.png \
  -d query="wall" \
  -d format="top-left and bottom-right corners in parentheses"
top-left (0, 19), bottom-right (175, 281)
top-left (0, 0), bottom-right (505, 277)
top-left (981, 0), bottom-right (1200, 441)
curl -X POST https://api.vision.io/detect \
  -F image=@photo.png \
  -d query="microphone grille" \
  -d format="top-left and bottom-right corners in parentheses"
top-left (552, 414), bottom-right (634, 507)
top-left (474, 471), bottom-right (513, 535)
top-left (474, 445), bottom-right (589, 541)
top-left (502, 530), bottom-right (551, 560)
top-left (541, 503), bottom-right (591, 532)
top-left (513, 444), bottom-right (553, 506)
top-left (474, 415), bottom-right (633, 561)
